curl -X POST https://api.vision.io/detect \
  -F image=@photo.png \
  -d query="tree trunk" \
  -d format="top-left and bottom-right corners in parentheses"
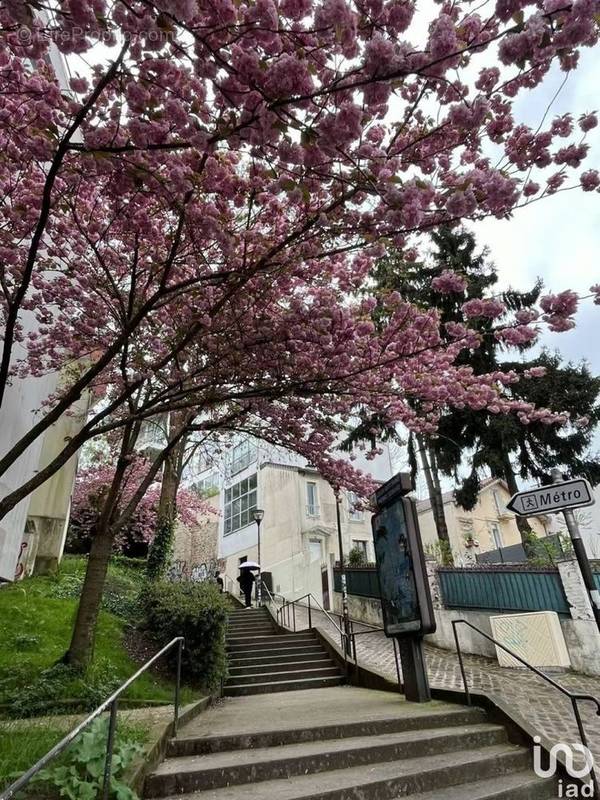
top-left (63, 520), bottom-right (114, 668)
top-left (63, 423), bottom-right (135, 668)
top-left (417, 435), bottom-right (454, 565)
top-left (501, 452), bottom-right (532, 545)
top-left (63, 432), bottom-right (135, 669)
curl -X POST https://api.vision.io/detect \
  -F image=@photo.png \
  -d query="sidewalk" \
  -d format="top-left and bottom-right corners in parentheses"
top-left (280, 604), bottom-right (600, 766)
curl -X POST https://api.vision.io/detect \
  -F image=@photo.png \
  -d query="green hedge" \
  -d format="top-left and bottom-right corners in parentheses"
top-left (141, 582), bottom-right (228, 691)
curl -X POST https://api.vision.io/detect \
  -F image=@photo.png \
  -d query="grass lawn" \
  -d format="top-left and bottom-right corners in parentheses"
top-left (0, 556), bottom-right (194, 715)
top-left (0, 716), bottom-right (149, 793)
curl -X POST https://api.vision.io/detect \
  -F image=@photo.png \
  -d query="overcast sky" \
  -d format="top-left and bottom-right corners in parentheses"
top-left (474, 44), bottom-right (600, 375)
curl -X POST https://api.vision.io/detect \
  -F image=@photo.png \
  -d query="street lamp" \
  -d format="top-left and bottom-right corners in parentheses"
top-left (334, 490), bottom-right (352, 657)
top-left (253, 508), bottom-right (264, 606)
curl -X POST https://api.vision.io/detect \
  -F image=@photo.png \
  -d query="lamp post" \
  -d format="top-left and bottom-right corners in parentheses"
top-left (334, 490), bottom-right (352, 656)
top-left (253, 508), bottom-right (264, 606)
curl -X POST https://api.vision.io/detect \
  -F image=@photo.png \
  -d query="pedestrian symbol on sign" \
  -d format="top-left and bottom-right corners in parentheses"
top-left (525, 496), bottom-right (539, 511)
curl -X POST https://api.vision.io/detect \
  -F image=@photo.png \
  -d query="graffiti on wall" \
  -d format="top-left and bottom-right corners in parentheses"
top-left (14, 541), bottom-right (28, 581)
top-left (167, 558), bottom-right (225, 583)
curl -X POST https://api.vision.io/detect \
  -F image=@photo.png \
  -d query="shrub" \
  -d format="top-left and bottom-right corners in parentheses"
top-left (141, 581), bottom-right (228, 691)
top-left (347, 547), bottom-right (367, 567)
top-left (33, 717), bottom-right (143, 800)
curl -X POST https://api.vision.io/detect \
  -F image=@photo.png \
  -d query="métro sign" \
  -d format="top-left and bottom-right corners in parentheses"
top-left (507, 478), bottom-right (595, 517)
top-left (371, 473), bottom-right (435, 638)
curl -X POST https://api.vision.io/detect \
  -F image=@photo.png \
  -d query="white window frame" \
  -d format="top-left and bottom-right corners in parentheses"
top-left (489, 522), bottom-right (503, 550)
top-left (224, 474), bottom-right (258, 535)
top-left (307, 538), bottom-right (323, 563)
top-left (230, 439), bottom-right (257, 476)
top-left (347, 491), bottom-right (363, 522)
top-left (351, 539), bottom-right (369, 560)
top-left (493, 490), bottom-right (505, 516)
top-left (306, 481), bottom-right (320, 517)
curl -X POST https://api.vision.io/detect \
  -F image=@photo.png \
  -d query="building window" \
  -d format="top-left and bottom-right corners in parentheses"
top-left (351, 540), bottom-right (368, 560)
top-left (195, 472), bottom-right (220, 495)
top-left (308, 538), bottom-right (323, 563)
top-left (306, 481), bottom-right (319, 516)
top-left (489, 522), bottom-right (503, 550)
top-left (347, 491), bottom-right (363, 521)
top-left (230, 439), bottom-right (257, 476)
top-left (493, 490), bottom-right (505, 516)
top-left (224, 474), bottom-right (258, 535)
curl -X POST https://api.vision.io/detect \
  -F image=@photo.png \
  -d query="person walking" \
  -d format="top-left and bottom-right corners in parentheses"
top-left (214, 571), bottom-right (224, 593)
top-left (237, 568), bottom-right (255, 608)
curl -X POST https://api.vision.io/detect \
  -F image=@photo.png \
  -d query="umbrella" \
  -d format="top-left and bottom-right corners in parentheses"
top-left (239, 561), bottom-right (260, 570)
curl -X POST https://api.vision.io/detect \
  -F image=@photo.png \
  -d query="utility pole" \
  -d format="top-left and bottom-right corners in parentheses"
top-left (551, 468), bottom-right (600, 632)
top-left (254, 508), bottom-right (264, 607)
top-left (335, 490), bottom-right (352, 656)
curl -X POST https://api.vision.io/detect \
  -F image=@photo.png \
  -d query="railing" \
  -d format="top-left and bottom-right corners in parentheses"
top-left (333, 566), bottom-right (380, 599)
top-left (269, 591), bottom-right (401, 687)
top-left (452, 619), bottom-right (600, 797)
top-left (0, 637), bottom-right (184, 800)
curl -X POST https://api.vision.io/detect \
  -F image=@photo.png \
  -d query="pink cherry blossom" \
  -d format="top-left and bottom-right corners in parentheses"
top-left (431, 270), bottom-right (468, 294)
top-left (579, 112), bottom-right (598, 132)
top-left (580, 169), bottom-right (600, 191)
top-left (462, 298), bottom-right (507, 319)
top-left (540, 290), bottom-right (579, 331)
top-left (0, 0), bottom-right (598, 518)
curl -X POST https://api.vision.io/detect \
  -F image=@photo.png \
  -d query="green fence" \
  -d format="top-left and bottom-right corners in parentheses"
top-left (333, 568), bottom-right (380, 599)
top-left (437, 567), bottom-right (570, 615)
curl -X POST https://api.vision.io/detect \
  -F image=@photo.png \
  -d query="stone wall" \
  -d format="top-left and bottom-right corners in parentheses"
top-left (332, 556), bottom-right (600, 677)
top-left (169, 512), bottom-right (224, 583)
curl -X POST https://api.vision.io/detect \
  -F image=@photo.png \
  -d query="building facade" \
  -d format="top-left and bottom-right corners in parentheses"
top-left (416, 478), bottom-right (551, 564)
top-left (189, 437), bottom-right (393, 607)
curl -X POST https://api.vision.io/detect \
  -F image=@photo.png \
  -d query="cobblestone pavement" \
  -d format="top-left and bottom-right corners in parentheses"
top-left (277, 604), bottom-right (600, 767)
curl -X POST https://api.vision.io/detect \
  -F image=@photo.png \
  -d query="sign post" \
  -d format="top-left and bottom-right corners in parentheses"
top-left (508, 474), bottom-right (600, 633)
top-left (372, 473), bottom-right (435, 703)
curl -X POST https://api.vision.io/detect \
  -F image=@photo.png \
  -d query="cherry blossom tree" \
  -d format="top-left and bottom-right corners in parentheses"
top-left (0, 0), bottom-right (599, 662)
top-left (1, 0), bottom-right (599, 509)
top-left (67, 457), bottom-right (206, 557)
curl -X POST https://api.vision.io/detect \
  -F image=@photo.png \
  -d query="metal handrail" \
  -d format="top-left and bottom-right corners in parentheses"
top-left (1, 637), bottom-right (184, 800)
top-left (261, 584), bottom-right (286, 606)
top-left (271, 592), bottom-right (403, 690)
top-left (277, 592), bottom-right (345, 637)
top-left (452, 619), bottom-right (600, 796)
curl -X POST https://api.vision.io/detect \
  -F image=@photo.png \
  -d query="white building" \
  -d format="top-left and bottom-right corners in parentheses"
top-left (190, 437), bottom-right (393, 607)
top-left (0, 47), bottom-right (87, 581)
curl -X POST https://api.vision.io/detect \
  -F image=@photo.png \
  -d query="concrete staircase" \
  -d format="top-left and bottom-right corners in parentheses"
top-left (224, 607), bottom-right (343, 696)
top-left (144, 687), bottom-right (557, 799)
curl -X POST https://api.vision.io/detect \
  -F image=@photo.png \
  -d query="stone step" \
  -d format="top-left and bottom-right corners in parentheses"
top-left (227, 623), bottom-right (276, 633)
top-left (229, 645), bottom-right (326, 661)
top-left (228, 657), bottom-right (332, 677)
top-left (226, 632), bottom-right (278, 641)
top-left (403, 771), bottom-right (556, 800)
top-left (145, 740), bottom-right (528, 799)
top-left (225, 665), bottom-right (341, 687)
top-left (167, 707), bottom-right (489, 757)
top-left (224, 674), bottom-right (344, 697)
top-left (228, 609), bottom-right (270, 617)
top-left (227, 636), bottom-right (316, 652)
top-left (147, 724), bottom-right (508, 796)
top-left (228, 632), bottom-right (317, 644)
top-left (228, 647), bottom-right (328, 667)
